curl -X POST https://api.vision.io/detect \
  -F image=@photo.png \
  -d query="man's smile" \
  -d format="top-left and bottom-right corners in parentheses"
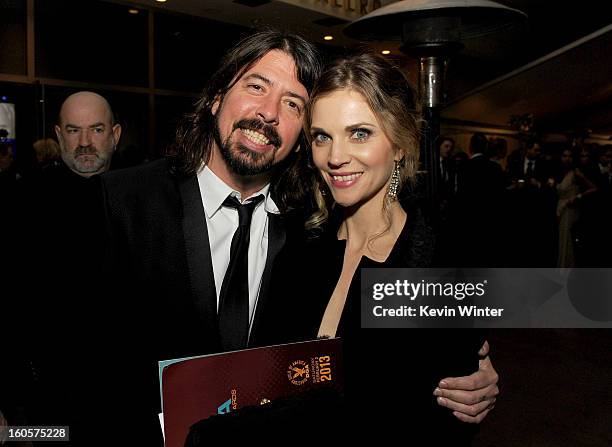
top-left (240, 128), bottom-right (270, 146)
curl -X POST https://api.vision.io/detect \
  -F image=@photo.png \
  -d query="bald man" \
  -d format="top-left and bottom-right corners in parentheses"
top-left (4, 92), bottom-right (121, 435)
top-left (55, 91), bottom-right (121, 177)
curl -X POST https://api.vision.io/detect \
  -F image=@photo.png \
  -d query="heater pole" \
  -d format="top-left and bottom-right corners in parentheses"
top-left (417, 55), bottom-right (446, 208)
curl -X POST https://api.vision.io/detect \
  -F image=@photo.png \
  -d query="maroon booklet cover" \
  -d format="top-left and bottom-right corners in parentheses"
top-left (160, 338), bottom-right (343, 447)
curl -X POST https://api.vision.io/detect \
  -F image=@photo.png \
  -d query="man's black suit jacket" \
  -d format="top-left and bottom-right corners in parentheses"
top-left (94, 158), bottom-right (294, 445)
top-left (506, 153), bottom-right (552, 185)
top-left (459, 154), bottom-right (505, 196)
top-left (451, 155), bottom-right (508, 266)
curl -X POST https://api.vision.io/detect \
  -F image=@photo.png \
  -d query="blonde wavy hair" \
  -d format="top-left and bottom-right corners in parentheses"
top-left (302, 51), bottom-right (421, 234)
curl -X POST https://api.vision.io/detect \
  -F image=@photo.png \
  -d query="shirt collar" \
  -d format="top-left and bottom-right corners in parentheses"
top-left (198, 166), bottom-right (279, 218)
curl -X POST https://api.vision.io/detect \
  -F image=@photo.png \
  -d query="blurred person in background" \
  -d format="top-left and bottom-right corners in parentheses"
top-left (554, 148), bottom-right (597, 267)
top-left (437, 136), bottom-right (456, 217)
top-left (438, 136), bottom-right (455, 186)
top-left (507, 138), bottom-right (545, 188)
top-left (488, 137), bottom-right (508, 169)
top-left (0, 138), bottom-right (20, 190)
top-left (596, 145), bottom-right (611, 177)
top-left (32, 138), bottom-right (62, 172)
top-left (455, 132), bottom-right (507, 266)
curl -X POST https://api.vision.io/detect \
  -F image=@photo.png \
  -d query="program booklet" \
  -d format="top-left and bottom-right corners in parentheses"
top-left (159, 338), bottom-right (343, 447)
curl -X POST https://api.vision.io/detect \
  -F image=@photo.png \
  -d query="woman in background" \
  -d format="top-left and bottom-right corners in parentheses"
top-left (556, 148), bottom-right (597, 267)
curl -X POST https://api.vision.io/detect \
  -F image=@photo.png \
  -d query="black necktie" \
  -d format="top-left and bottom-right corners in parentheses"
top-left (218, 194), bottom-right (264, 351)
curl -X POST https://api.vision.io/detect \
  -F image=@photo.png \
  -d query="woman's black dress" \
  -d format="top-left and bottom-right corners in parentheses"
top-left (256, 205), bottom-right (485, 444)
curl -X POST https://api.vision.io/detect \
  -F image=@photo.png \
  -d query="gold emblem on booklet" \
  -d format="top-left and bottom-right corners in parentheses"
top-left (287, 355), bottom-right (334, 386)
top-left (287, 360), bottom-right (310, 385)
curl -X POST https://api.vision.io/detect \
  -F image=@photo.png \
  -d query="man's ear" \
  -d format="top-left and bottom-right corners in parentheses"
top-left (54, 124), bottom-right (66, 151)
top-left (112, 124), bottom-right (122, 151)
top-left (211, 95), bottom-right (221, 116)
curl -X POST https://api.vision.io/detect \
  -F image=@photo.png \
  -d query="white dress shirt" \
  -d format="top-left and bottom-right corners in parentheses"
top-left (523, 158), bottom-right (535, 175)
top-left (197, 166), bottom-right (279, 330)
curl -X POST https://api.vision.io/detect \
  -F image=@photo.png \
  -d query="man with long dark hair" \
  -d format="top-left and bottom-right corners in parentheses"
top-left (92, 29), bottom-right (322, 445)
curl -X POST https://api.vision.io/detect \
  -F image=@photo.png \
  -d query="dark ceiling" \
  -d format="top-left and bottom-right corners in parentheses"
top-left (445, 0), bottom-right (612, 100)
top-left (439, 0), bottom-right (612, 136)
top-left (116, 0), bottom-right (611, 137)
top-left (442, 26), bottom-right (612, 136)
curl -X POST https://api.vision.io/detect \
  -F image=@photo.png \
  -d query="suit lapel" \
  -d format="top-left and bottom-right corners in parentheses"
top-left (249, 212), bottom-right (286, 346)
top-left (178, 176), bottom-right (220, 345)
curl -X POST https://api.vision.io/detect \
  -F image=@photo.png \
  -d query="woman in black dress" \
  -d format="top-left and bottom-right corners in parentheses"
top-left (261, 52), bottom-right (493, 443)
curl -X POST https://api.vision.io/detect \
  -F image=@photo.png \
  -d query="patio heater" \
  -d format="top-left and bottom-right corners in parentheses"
top-left (344, 0), bottom-right (526, 207)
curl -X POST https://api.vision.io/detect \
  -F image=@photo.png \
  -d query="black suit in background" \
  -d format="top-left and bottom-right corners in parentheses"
top-left (437, 156), bottom-right (460, 223)
top-left (505, 154), bottom-right (559, 267)
top-left (506, 153), bottom-right (550, 186)
top-left (7, 164), bottom-right (111, 441)
top-left (438, 157), bottom-right (456, 198)
top-left (459, 154), bottom-right (505, 196)
top-left (446, 154), bottom-right (509, 267)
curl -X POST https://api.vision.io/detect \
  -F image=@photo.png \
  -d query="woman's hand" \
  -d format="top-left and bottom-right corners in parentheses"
top-left (433, 340), bottom-right (499, 423)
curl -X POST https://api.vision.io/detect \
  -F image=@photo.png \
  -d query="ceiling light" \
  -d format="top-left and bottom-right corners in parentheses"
top-left (323, 35), bottom-right (333, 41)
top-left (156, 0), bottom-right (167, 3)
top-left (381, 50), bottom-right (391, 55)
top-left (128, 9), bottom-right (139, 14)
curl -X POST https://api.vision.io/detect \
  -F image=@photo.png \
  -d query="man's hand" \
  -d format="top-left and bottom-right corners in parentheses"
top-left (433, 340), bottom-right (499, 423)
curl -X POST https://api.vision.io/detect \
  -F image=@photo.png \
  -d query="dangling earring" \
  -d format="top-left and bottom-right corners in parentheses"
top-left (387, 160), bottom-right (400, 201)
